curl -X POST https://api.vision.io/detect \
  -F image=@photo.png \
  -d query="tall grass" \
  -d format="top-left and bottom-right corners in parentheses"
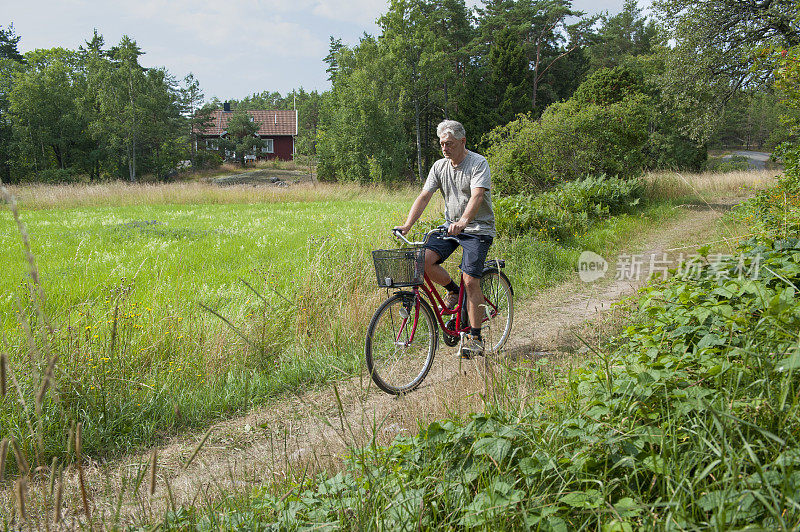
top-left (0, 192), bottom-right (435, 463)
top-left (3, 181), bottom-right (414, 211)
top-left (643, 168), bottom-right (776, 202)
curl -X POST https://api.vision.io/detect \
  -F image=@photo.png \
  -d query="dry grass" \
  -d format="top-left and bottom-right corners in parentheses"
top-left (181, 159), bottom-right (314, 181)
top-left (643, 168), bottom-right (779, 202)
top-left (3, 181), bottom-right (418, 211)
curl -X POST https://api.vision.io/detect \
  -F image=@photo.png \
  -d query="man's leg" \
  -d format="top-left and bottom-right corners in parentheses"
top-left (424, 249), bottom-right (452, 285)
top-left (423, 234), bottom-right (460, 303)
top-left (462, 273), bottom-right (484, 331)
top-left (457, 234), bottom-right (492, 357)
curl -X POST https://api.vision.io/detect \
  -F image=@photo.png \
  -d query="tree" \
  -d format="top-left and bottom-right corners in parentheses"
top-left (586, 0), bottom-right (656, 71)
top-left (474, 0), bottom-right (596, 114)
top-left (653, 0), bottom-right (800, 141)
top-left (379, 0), bottom-right (450, 182)
top-left (324, 37), bottom-right (343, 83)
top-left (317, 38), bottom-right (407, 183)
top-left (221, 109), bottom-right (263, 167)
top-left (77, 30), bottom-right (111, 181)
top-left (9, 48), bottom-right (87, 176)
top-left (0, 24), bottom-right (24, 63)
top-left (96, 36), bottom-right (148, 181)
top-left (0, 24), bottom-right (24, 183)
top-left (487, 27), bottom-right (531, 125)
top-left (528, 1), bottom-right (595, 112)
top-left (137, 68), bottom-right (186, 179)
top-left (711, 90), bottom-right (787, 150)
top-left (181, 73), bottom-right (211, 168)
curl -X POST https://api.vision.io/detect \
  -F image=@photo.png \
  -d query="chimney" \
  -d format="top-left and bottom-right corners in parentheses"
top-left (223, 102), bottom-right (231, 113)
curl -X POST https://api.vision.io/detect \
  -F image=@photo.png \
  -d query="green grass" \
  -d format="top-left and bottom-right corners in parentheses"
top-left (0, 197), bottom-right (427, 460)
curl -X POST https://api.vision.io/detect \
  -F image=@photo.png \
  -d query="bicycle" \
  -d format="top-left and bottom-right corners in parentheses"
top-left (365, 228), bottom-right (514, 395)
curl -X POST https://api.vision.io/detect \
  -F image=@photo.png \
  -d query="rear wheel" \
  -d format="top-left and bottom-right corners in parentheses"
top-left (479, 269), bottom-right (514, 353)
top-left (365, 293), bottom-right (438, 394)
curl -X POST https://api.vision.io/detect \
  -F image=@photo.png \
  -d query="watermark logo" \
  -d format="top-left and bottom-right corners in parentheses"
top-left (578, 249), bottom-right (763, 283)
top-left (578, 251), bottom-right (608, 283)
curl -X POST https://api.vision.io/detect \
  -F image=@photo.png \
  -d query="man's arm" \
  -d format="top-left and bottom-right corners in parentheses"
top-left (395, 189), bottom-right (434, 235)
top-left (448, 187), bottom-right (486, 235)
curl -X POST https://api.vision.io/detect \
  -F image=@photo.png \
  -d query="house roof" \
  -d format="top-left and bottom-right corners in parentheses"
top-left (196, 109), bottom-right (297, 137)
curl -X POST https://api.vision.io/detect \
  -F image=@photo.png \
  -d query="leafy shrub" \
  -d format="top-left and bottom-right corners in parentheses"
top-left (27, 168), bottom-right (79, 183)
top-left (776, 141), bottom-right (800, 189)
top-left (571, 65), bottom-right (646, 107)
top-left (731, 139), bottom-right (800, 291)
top-left (485, 67), bottom-right (652, 194)
top-left (737, 142), bottom-right (800, 237)
top-left (645, 131), bottom-right (707, 171)
top-left (494, 175), bottom-right (642, 239)
top-left (703, 154), bottom-right (750, 172)
top-left (193, 150), bottom-right (222, 170)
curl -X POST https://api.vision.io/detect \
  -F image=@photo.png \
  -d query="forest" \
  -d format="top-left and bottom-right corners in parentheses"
top-left (0, 0), bottom-right (797, 188)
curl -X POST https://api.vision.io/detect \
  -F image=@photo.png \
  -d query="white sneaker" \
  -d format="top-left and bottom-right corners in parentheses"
top-left (459, 334), bottom-right (484, 359)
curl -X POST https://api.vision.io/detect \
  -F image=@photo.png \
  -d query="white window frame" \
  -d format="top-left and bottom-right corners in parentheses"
top-left (261, 139), bottom-right (274, 154)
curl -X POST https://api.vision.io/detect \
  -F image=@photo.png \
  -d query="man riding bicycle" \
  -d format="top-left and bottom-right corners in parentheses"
top-left (395, 120), bottom-right (496, 358)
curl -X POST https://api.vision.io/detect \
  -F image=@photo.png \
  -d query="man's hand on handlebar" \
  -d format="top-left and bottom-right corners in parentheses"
top-left (393, 224), bottom-right (411, 236)
top-left (448, 219), bottom-right (467, 236)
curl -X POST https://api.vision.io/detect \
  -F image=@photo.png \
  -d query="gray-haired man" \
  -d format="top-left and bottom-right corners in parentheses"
top-left (395, 120), bottom-right (496, 358)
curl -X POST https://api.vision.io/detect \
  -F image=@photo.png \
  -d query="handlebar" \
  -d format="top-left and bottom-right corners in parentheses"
top-left (392, 226), bottom-right (458, 246)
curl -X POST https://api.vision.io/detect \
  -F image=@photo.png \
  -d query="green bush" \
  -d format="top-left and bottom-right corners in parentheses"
top-left (485, 94), bottom-right (651, 194)
top-left (28, 168), bottom-right (79, 183)
top-left (193, 150), bottom-right (222, 170)
top-left (737, 142), bottom-right (800, 237)
top-left (703, 154), bottom-right (750, 173)
top-left (645, 131), bottom-right (707, 171)
top-left (571, 65), bottom-right (646, 107)
top-left (494, 175), bottom-right (643, 239)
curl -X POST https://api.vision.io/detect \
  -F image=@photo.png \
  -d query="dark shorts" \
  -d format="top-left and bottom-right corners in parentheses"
top-left (424, 231), bottom-right (493, 279)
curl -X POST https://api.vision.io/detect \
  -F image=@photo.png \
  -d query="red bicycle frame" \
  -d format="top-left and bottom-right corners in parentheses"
top-left (414, 271), bottom-right (499, 343)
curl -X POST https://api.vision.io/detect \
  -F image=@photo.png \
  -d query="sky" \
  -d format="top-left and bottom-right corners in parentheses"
top-left (2, 0), bottom-right (649, 102)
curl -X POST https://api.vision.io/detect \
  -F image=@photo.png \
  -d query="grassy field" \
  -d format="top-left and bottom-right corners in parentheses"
top-left (1, 187), bottom-right (435, 459)
top-left (0, 169), bottom-right (769, 469)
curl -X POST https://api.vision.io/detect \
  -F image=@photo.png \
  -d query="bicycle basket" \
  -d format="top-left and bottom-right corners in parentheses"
top-left (372, 246), bottom-right (426, 288)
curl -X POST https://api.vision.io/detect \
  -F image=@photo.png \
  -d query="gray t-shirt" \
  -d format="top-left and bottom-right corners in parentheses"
top-left (423, 150), bottom-right (496, 237)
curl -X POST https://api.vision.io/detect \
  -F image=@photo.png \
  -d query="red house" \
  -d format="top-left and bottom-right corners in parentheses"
top-left (195, 107), bottom-right (298, 161)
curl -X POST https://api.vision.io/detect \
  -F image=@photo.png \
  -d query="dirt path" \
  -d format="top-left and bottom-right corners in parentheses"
top-left (61, 199), bottom-right (746, 525)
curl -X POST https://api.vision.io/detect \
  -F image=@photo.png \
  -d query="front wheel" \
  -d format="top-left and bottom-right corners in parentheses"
top-left (479, 269), bottom-right (514, 353)
top-left (365, 293), bottom-right (438, 395)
